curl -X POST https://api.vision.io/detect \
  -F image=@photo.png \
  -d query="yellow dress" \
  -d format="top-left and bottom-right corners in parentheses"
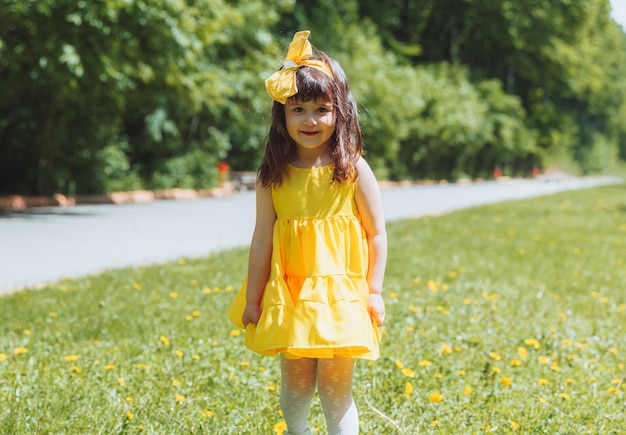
top-left (227, 164), bottom-right (380, 360)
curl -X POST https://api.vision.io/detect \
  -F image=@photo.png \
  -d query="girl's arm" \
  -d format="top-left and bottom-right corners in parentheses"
top-left (354, 157), bottom-right (387, 326)
top-left (241, 180), bottom-right (277, 327)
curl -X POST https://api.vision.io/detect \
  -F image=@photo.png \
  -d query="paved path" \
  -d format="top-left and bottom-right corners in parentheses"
top-left (0, 175), bottom-right (621, 294)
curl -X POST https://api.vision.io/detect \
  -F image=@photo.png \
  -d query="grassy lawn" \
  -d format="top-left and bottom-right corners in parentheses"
top-left (1, 183), bottom-right (625, 434)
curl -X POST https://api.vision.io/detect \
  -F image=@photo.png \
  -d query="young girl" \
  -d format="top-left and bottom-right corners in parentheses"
top-left (228, 30), bottom-right (387, 435)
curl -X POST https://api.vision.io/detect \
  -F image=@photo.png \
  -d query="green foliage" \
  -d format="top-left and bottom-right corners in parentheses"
top-left (1, 0), bottom-right (625, 194)
top-left (1, 184), bottom-right (625, 432)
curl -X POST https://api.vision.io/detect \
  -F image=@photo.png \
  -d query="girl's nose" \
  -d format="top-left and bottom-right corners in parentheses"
top-left (303, 112), bottom-right (317, 125)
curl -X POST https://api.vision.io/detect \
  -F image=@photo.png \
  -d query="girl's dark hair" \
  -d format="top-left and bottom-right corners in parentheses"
top-left (258, 51), bottom-right (363, 187)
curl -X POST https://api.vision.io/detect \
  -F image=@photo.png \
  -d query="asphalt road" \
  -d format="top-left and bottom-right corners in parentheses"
top-left (0, 174), bottom-right (621, 294)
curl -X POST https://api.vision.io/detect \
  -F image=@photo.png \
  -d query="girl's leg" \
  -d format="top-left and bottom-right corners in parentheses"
top-left (317, 357), bottom-right (359, 435)
top-left (280, 356), bottom-right (317, 434)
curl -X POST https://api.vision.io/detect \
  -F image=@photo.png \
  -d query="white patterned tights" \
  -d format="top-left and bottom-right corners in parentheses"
top-left (280, 356), bottom-right (359, 435)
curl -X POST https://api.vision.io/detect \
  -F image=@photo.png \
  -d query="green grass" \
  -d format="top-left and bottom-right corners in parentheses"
top-left (1, 183), bottom-right (625, 434)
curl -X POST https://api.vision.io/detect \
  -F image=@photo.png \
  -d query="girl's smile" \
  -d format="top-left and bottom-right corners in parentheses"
top-left (285, 99), bottom-right (335, 152)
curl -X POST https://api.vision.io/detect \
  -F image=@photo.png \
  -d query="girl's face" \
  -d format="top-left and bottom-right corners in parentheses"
top-left (284, 98), bottom-right (335, 154)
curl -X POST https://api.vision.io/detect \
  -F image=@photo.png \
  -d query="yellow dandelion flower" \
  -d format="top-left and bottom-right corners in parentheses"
top-left (177, 258), bottom-right (186, 265)
top-left (12, 347), bottom-right (28, 356)
top-left (401, 368), bottom-right (415, 378)
top-left (463, 386), bottom-right (472, 395)
top-left (132, 283), bottom-right (142, 290)
top-left (138, 425), bottom-right (145, 431)
top-left (435, 373), bottom-right (443, 379)
top-left (559, 312), bottom-right (567, 321)
top-left (440, 344), bottom-right (452, 355)
top-left (230, 329), bottom-right (242, 337)
top-left (404, 382), bottom-right (413, 399)
top-left (428, 391), bottom-right (443, 403)
top-left (59, 285), bottom-right (68, 292)
top-left (185, 316), bottom-right (193, 321)
top-left (203, 287), bottom-right (212, 294)
top-left (413, 278), bottom-right (421, 284)
top-left (432, 420), bottom-right (439, 427)
top-left (550, 363), bottom-right (559, 372)
top-left (175, 350), bottom-right (184, 357)
top-left (538, 378), bottom-right (549, 386)
top-left (274, 421), bottom-right (287, 434)
top-left (463, 298), bottom-right (472, 305)
top-left (71, 366), bottom-right (81, 373)
top-left (500, 377), bottom-right (513, 387)
top-left (610, 347), bottom-right (618, 355)
top-left (267, 384), bottom-right (277, 391)
top-left (511, 421), bottom-right (519, 430)
top-left (239, 361), bottom-right (250, 367)
top-left (538, 356), bottom-right (548, 365)
top-left (510, 359), bottom-right (522, 367)
top-left (524, 338), bottom-right (540, 349)
top-left (118, 378), bottom-right (125, 387)
top-left (23, 330), bottom-right (31, 336)
top-left (171, 379), bottom-right (181, 386)
top-left (203, 410), bottom-right (214, 418)
top-left (418, 360), bottom-right (432, 367)
top-left (213, 287), bottom-right (221, 293)
top-left (175, 394), bottom-right (185, 403)
top-left (169, 292), bottom-right (179, 299)
top-left (192, 310), bottom-right (201, 317)
top-left (49, 312), bottom-right (58, 318)
top-left (539, 397), bottom-right (547, 403)
top-left (493, 366), bottom-right (501, 373)
top-left (64, 355), bottom-right (78, 362)
top-left (566, 378), bottom-right (575, 384)
top-left (390, 292), bottom-right (398, 299)
top-left (136, 364), bottom-right (149, 370)
top-left (126, 411), bottom-right (133, 420)
top-left (458, 370), bottom-right (465, 375)
top-left (394, 360), bottom-right (404, 368)
top-left (560, 393), bottom-right (569, 400)
top-left (607, 387), bottom-right (620, 394)
top-left (489, 352), bottom-right (502, 361)
top-left (105, 364), bottom-right (115, 370)
top-left (192, 354), bottom-right (200, 360)
top-left (125, 397), bottom-right (134, 404)
top-left (611, 378), bottom-right (621, 385)
top-left (159, 335), bottom-right (170, 346)
top-left (0, 354), bottom-right (6, 362)
top-left (190, 279), bottom-right (198, 285)
top-left (517, 347), bottom-right (528, 358)
top-left (225, 285), bottom-right (234, 291)
top-left (589, 377), bottom-right (597, 383)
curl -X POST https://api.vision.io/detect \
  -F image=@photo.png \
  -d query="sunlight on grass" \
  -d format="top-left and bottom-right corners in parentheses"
top-left (1, 184), bottom-right (625, 433)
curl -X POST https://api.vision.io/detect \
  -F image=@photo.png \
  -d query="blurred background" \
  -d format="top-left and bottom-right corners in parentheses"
top-left (1, 0), bottom-right (625, 197)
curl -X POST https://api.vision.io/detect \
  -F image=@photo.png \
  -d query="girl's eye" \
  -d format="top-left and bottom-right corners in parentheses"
top-left (293, 107), bottom-right (304, 112)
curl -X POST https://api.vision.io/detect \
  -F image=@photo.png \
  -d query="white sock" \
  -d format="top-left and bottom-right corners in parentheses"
top-left (280, 356), bottom-right (317, 434)
top-left (317, 357), bottom-right (359, 435)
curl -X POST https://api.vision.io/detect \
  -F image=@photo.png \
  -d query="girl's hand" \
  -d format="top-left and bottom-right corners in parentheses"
top-left (368, 293), bottom-right (385, 326)
top-left (242, 303), bottom-right (262, 327)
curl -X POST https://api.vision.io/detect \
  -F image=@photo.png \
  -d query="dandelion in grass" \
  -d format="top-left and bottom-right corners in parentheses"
top-left (492, 367), bottom-right (501, 373)
top-left (192, 310), bottom-right (200, 317)
top-left (203, 410), bottom-right (214, 418)
top-left (404, 382), bottom-right (413, 399)
top-left (176, 350), bottom-right (184, 357)
top-left (511, 421), bottom-right (519, 430)
top-left (132, 283), bottom-right (142, 290)
top-left (566, 378), bottom-right (575, 384)
top-left (71, 366), bottom-right (81, 373)
top-left (230, 329), bottom-right (242, 337)
top-left (538, 356), bottom-right (548, 365)
top-left (267, 384), bottom-right (277, 391)
top-left (0, 354), bottom-right (6, 362)
top-left (463, 386), bottom-right (472, 395)
top-left (192, 354), bottom-right (200, 360)
top-left (440, 344), bottom-right (452, 355)
top-left (419, 360), bottom-right (432, 367)
top-left (610, 347), bottom-right (618, 355)
top-left (64, 355), bottom-right (78, 362)
top-left (125, 397), bottom-right (134, 404)
top-left (401, 368), bottom-right (415, 378)
top-left (203, 287), bottom-right (212, 294)
top-left (105, 364), bottom-right (115, 370)
top-left (186, 315), bottom-right (193, 321)
top-left (489, 352), bottom-right (502, 361)
top-left (274, 421), bottom-right (287, 434)
top-left (589, 377), bottom-right (598, 383)
top-left (432, 420), bottom-right (439, 427)
top-left (538, 378), bottom-right (549, 386)
top-left (12, 347), bottom-right (27, 355)
top-left (524, 338), bottom-right (540, 349)
top-left (177, 258), bottom-right (186, 265)
top-left (171, 379), bottom-right (181, 386)
top-left (160, 335), bottom-right (170, 346)
top-left (550, 362), bottom-right (559, 372)
top-left (428, 391), bottom-right (443, 403)
top-left (510, 359), bottom-right (522, 367)
top-left (539, 397), bottom-right (547, 404)
top-left (126, 411), bottom-right (133, 420)
top-left (118, 378), bottom-right (125, 387)
top-left (500, 377), bottom-right (513, 387)
top-left (560, 393), bottom-right (569, 400)
top-left (59, 285), bottom-right (68, 292)
top-left (136, 364), bottom-right (149, 370)
top-left (169, 292), bottom-right (179, 299)
top-left (175, 394), bottom-right (185, 403)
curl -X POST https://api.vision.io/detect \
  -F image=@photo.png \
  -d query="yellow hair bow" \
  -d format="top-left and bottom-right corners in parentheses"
top-left (265, 30), bottom-right (334, 104)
